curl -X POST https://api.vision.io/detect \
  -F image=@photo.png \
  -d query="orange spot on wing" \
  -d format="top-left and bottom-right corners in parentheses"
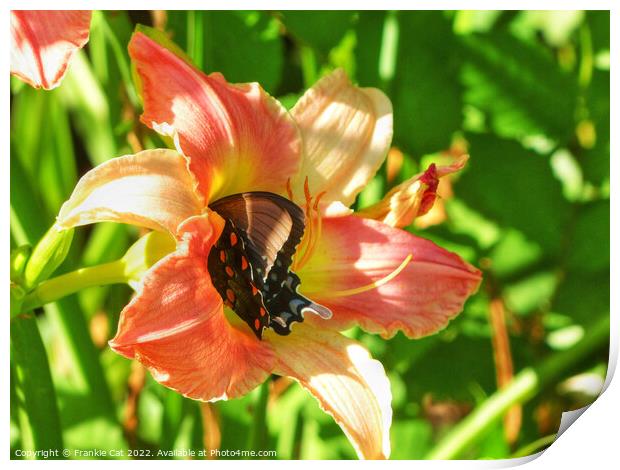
top-left (230, 232), bottom-right (238, 246)
top-left (251, 285), bottom-right (259, 296)
top-left (241, 256), bottom-right (248, 270)
top-left (259, 307), bottom-right (266, 317)
top-left (225, 266), bottom-right (234, 278)
top-left (226, 289), bottom-right (235, 303)
top-left (254, 318), bottom-right (261, 330)
top-left (219, 250), bottom-right (226, 263)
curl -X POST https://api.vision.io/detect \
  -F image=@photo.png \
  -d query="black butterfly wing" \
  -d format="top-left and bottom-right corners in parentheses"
top-left (207, 219), bottom-right (269, 338)
top-left (208, 192), bottom-right (331, 338)
top-left (266, 271), bottom-right (332, 335)
top-left (208, 191), bottom-right (305, 282)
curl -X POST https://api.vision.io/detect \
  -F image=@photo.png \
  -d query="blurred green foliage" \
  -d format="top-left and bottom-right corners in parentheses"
top-left (10, 10), bottom-right (609, 460)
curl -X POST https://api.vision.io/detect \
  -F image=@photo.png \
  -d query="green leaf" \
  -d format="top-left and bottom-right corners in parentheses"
top-left (280, 11), bottom-right (356, 56)
top-left (476, 421), bottom-right (509, 458)
top-left (504, 271), bottom-right (557, 315)
top-left (585, 10), bottom-right (609, 54)
top-left (248, 381), bottom-right (270, 453)
top-left (210, 11), bottom-right (284, 93)
top-left (10, 86), bottom-right (47, 177)
top-left (11, 89), bottom-right (77, 216)
top-left (43, 298), bottom-right (118, 415)
top-left (11, 314), bottom-right (64, 457)
top-left (353, 11), bottom-right (386, 87)
top-left (186, 11), bottom-right (205, 70)
top-left (38, 92), bottom-right (77, 214)
top-left (160, 388), bottom-right (186, 451)
top-left (57, 51), bottom-right (117, 165)
top-left (100, 348), bottom-right (132, 403)
top-left (488, 229), bottom-right (542, 278)
top-left (390, 420), bottom-right (433, 459)
top-left (137, 383), bottom-right (165, 445)
top-left (10, 150), bottom-right (49, 246)
top-left (581, 69), bottom-right (610, 186)
top-left (461, 31), bottom-right (578, 143)
top-left (456, 133), bottom-right (570, 254)
top-left (392, 11), bottom-right (463, 156)
top-left (55, 386), bottom-right (127, 456)
top-left (553, 270), bottom-right (609, 328)
top-left (168, 11), bottom-right (284, 93)
top-left (567, 199), bottom-right (610, 272)
top-left (400, 333), bottom-right (496, 402)
top-left (453, 10), bottom-right (502, 35)
top-left (98, 11), bottom-right (140, 109)
top-left (510, 11), bottom-right (584, 47)
top-left (217, 393), bottom-right (254, 452)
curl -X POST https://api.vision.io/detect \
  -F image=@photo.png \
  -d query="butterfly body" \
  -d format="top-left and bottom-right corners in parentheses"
top-left (207, 192), bottom-right (331, 339)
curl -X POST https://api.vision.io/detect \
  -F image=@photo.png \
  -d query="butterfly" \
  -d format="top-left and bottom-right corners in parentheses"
top-left (207, 192), bottom-right (332, 339)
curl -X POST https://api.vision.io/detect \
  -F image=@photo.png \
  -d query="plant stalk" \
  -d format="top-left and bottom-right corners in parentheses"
top-left (20, 260), bottom-right (127, 313)
top-left (426, 315), bottom-right (609, 459)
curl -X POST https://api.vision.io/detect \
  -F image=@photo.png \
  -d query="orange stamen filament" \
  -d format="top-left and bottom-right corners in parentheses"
top-left (312, 191), bottom-right (326, 253)
top-left (286, 177), bottom-right (294, 201)
top-left (292, 180), bottom-right (325, 271)
top-left (327, 254), bottom-right (413, 298)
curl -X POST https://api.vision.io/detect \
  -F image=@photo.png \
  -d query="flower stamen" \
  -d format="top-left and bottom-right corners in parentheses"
top-left (327, 254), bottom-right (413, 297)
top-left (286, 177), bottom-right (294, 201)
top-left (292, 179), bottom-right (325, 271)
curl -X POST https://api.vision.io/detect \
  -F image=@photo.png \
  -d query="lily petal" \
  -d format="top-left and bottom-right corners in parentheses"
top-left (358, 156), bottom-right (468, 228)
top-left (268, 323), bottom-right (392, 459)
top-left (290, 69), bottom-right (393, 211)
top-left (57, 149), bottom-right (202, 235)
top-left (129, 31), bottom-right (301, 201)
top-left (299, 216), bottom-right (482, 339)
top-left (110, 215), bottom-right (275, 401)
top-left (10, 10), bottom-right (91, 90)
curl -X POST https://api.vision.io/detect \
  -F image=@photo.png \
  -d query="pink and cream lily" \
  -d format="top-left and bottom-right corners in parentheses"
top-left (56, 31), bottom-right (481, 459)
top-left (10, 10), bottom-right (92, 90)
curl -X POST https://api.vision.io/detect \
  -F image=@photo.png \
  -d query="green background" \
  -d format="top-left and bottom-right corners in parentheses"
top-left (10, 10), bottom-right (610, 460)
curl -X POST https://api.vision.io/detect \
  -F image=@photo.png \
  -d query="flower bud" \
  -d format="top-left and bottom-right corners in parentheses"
top-left (11, 244), bottom-right (31, 284)
top-left (23, 226), bottom-right (74, 290)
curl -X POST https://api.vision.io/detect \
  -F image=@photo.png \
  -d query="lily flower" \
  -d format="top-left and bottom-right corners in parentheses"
top-left (56, 31), bottom-right (481, 459)
top-left (10, 10), bottom-right (92, 90)
top-left (358, 155), bottom-right (469, 229)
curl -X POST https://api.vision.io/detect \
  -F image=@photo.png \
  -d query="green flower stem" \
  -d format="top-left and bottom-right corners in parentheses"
top-left (426, 315), bottom-right (610, 460)
top-left (20, 260), bottom-right (128, 314)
